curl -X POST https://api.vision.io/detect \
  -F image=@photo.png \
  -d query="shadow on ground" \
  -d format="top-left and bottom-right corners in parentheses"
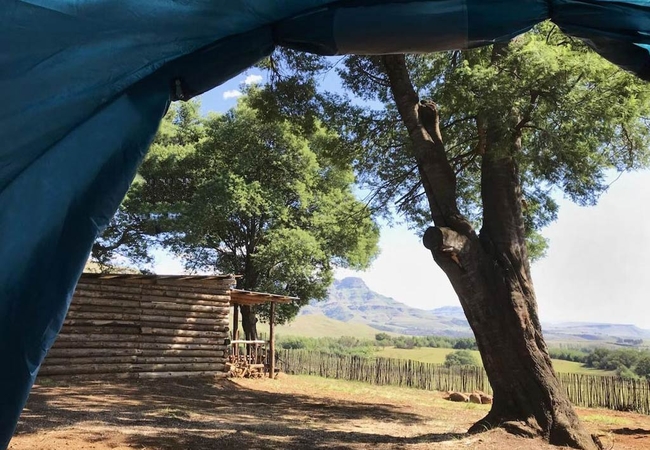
top-left (15, 377), bottom-right (466, 449)
top-left (612, 427), bottom-right (650, 436)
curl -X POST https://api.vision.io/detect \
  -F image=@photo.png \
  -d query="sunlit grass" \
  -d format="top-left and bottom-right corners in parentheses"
top-left (582, 414), bottom-right (630, 426)
top-left (376, 347), bottom-right (471, 365)
top-left (291, 375), bottom-right (489, 411)
top-left (255, 314), bottom-right (388, 339)
top-left (551, 359), bottom-right (613, 376)
top-left (375, 347), bottom-right (613, 376)
top-left (153, 407), bottom-right (190, 419)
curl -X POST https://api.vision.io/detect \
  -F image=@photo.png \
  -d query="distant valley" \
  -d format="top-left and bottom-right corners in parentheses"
top-left (292, 277), bottom-right (650, 345)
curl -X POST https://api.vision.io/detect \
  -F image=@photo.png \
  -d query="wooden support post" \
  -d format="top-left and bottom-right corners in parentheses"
top-left (232, 303), bottom-right (239, 341)
top-left (232, 303), bottom-right (239, 359)
top-left (269, 301), bottom-right (275, 379)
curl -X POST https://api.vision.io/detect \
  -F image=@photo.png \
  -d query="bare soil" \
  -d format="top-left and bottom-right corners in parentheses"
top-left (8, 374), bottom-right (650, 449)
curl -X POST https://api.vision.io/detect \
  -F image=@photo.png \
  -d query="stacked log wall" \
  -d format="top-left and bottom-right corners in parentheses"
top-left (40, 275), bottom-right (234, 379)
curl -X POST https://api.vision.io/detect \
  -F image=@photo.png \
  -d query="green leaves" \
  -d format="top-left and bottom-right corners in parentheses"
top-left (327, 25), bottom-right (650, 259)
top-left (95, 89), bottom-right (379, 324)
top-left (444, 350), bottom-right (479, 367)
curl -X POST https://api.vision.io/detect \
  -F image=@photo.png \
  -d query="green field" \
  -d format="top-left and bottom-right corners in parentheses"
top-left (256, 313), bottom-right (614, 376)
top-left (264, 313), bottom-right (389, 339)
top-left (376, 346), bottom-right (613, 376)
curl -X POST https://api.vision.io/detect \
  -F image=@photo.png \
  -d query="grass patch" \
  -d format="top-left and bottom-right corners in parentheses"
top-left (34, 377), bottom-right (60, 387)
top-left (257, 313), bottom-right (389, 339)
top-left (376, 347), bottom-right (472, 365)
top-left (292, 375), bottom-right (444, 408)
top-left (551, 359), bottom-right (614, 376)
top-left (582, 414), bottom-right (631, 426)
top-left (375, 347), bottom-right (613, 376)
top-left (291, 375), bottom-right (491, 411)
top-left (154, 407), bottom-right (190, 419)
top-left (34, 377), bottom-right (72, 388)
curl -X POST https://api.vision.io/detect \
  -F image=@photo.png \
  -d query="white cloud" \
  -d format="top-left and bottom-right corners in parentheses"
top-left (223, 89), bottom-right (242, 99)
top-left (244, 74), bottom-right (263, 85)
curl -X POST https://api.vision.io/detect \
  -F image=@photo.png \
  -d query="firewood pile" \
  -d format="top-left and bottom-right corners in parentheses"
top-left (227, 359), bottom-right (266, 378)
top-left (227, 340), bottom-right (268, 378)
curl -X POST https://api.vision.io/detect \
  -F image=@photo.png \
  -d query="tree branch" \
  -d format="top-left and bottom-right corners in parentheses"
top-left (442, 115), bottom-right (478, 131)
top-left (353, 59), bottom-right (391, 88)
top-left (381, 54), bottom-right (472, 235)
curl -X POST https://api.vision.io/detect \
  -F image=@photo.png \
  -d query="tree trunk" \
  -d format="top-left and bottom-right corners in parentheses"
top-left (239, 304), bottom-right (258, 341)
top-left (238, 264), bottom-right (259, 341)
top-left (381, 54), bottom-right (601, 450)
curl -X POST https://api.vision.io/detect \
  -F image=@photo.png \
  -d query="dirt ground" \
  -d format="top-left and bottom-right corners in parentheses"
top-left (8, 374), bottom-right (650, 450)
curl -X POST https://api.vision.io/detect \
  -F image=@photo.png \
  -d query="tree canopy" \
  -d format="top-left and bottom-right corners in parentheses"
top-left (92, 25), bottom-right (650, 448)
top-left (93, 92), bottom-right (379, 327)
top-left (263, 25), bottom-right (650, 259)
top-left (250, 26), bottom-right (650, 449)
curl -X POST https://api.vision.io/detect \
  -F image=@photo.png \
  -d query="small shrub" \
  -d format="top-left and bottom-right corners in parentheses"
top-left (634, 355), bottom-right (650, 379)
top-left (616, 366), bottom-right (638, 380)
top-left (279, 337), bottom-right (306, 350)
top-left (444, 350), bottom-right (478, 367)
top-left (375, 332), bottom-right (390, 342)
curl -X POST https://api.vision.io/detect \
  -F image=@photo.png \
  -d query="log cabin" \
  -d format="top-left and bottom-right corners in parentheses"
top-left (39, 273), bottom-right (294, 380)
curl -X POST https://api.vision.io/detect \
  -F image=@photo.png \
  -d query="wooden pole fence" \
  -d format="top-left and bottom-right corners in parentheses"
top-left (278, 350), bottom-right (650, 415)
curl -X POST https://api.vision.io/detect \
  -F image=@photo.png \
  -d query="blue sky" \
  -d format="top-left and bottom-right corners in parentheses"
top-left (154, 68), bottom-right (650, 329)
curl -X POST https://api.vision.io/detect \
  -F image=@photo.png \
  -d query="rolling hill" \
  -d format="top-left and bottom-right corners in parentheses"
top-left (274, 313), bottom-right (390, 339)
top-left (299, 277), bottom-right (471, 337)
top-left (295, 277), bottom-right (650, 344)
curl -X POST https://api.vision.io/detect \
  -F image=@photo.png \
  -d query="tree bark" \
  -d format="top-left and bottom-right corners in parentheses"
top-left (381, 54), bottom-right (601, 450)
top-left (239, 251), bottom-right (260, 341)
top-left (239, 304), bottom-right (258, 341)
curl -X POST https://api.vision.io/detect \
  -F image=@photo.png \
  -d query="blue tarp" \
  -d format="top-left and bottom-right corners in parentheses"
top-left (1, 0), bottom-right (650, 447)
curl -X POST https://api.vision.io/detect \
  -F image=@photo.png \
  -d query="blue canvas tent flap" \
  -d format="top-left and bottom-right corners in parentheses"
top-left (275, 0), bottom-right (650, 77)
top-left (2, 0), bottom-right (650, 447)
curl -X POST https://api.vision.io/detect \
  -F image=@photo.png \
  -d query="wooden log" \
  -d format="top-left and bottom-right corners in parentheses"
top-left (69, 298), bottom-right (141, 309)
top-left (69, 299), bottom-right (228, 314)
top-left (39, 362), bottom-right (226, 376)
top-left (63, 319), bottom-right (142, 327)
top-left (232, 304), bottom-right (239, 341)
top-left (67, 303), bottom-right (229, 319)
top-left (59, 325), bottom-right (142, 335)
top-left (141, 293), bottom-right (230, 305)
top-left (55, 334), bottom-right (222, 344)
top-left (43, 356), bottom-right (226, 365)
top-left (145, 302), bottom-right (229, 314)
top-left (62, 319), bottom-right (229, 332)
top-left (78, 277), bottom-right (235, 291)
top-left (140, 327), bottom-right (228, 338)
top-left (73, 289), bottom-right (230, 306)
top-left (37, 371), bottom-right (229, 381)
top-left (269, 301), bottom-right (275, 379)
top-left (67, 305), bottom-right (228, 321)
top-left (65, 311), bottom-right (141, 321)
top-left (54, 337), bottom-right (226, 347)
top-left (76, 283), bottom-right (232, 300)
top-left (139, 315), bottom-right (228, 325)
top-left (136, 371), bottom-right (229, 379)
top-left (65, 311), bottom-right (227, 325)
top-left (71, 295), bottom-right (231, 312)
top-left (51, 340), bottom-right (226, 351)
top-left (78, 276), bottom-right (235, 288)
top-left (46, 348), bottom-right (225, 358)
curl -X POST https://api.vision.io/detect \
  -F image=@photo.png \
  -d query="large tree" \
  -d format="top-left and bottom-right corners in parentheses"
top-left (91, 101), bottom-right (204, 272)
top-left (262, 27), bottom-right (650, 449)
top-left (94, 94), bottom-right (379, 339)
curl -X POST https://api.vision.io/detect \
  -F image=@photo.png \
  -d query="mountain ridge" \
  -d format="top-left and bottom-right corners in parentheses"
top-left (299, 277), bottom-right (650, 342)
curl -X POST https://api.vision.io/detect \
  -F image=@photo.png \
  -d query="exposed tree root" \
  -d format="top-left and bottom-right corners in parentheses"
top-left (468, 412), bottom-right (604, 450)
